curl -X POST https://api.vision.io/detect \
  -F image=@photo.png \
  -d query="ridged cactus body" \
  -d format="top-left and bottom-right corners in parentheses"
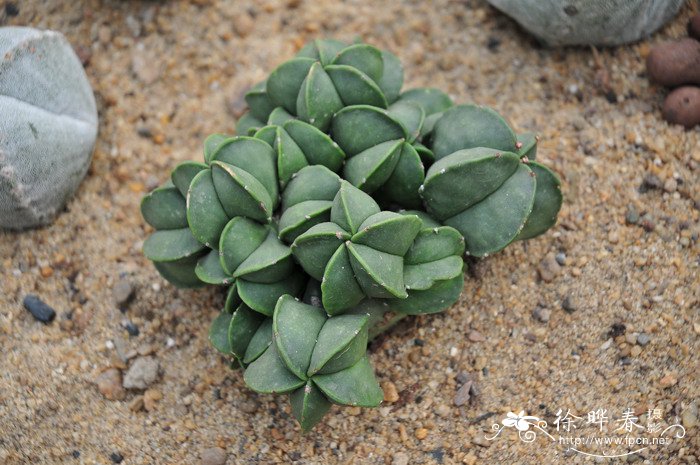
top-left (142, 38), bottom-right (562, 431)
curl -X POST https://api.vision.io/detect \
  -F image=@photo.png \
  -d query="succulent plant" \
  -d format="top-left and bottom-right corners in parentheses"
top-left (141, 178), bottom-right (207, 289)
top-left (238, 39), bottom-right (404, 135)
top-left (142, 38), bottom-right (563, 432)
top-left (420, 104), bottom-right (562, 257)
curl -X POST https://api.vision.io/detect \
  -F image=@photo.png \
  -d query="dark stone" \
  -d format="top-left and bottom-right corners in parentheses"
top-left (71, 450), bottom-right (80, 459)
top-left (486, 36), bottom-right (501, 52)
top-left (625, 205), bottom-right (639, 224)
top-left (604, 90), bottom-right (617, 104)
top-left (5, 2), bottom-right (19, 16)
top-left (125, 321), bottom-right (139, 337)
top-left (639, 174), bottom-right (662, 193)
top-left (23, 295), bottom-right (56, 323)
top-left (609, 323), bottom-right (626, 338)
top-left (414, 338), bottom-right (425, 346)
top-left (455, 371), bottom-right (470, 385)
top-left (561, 295), bottom-right (577, 313)
top-left (109, 452), bottom-right (124, 463)
top-left (429, 448), bottom-right (445, 464)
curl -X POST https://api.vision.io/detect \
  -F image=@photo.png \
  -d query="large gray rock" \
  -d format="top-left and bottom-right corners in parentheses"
top-left (487, 0), bottom-right (684, 47)
top-left (0, 27), bottom-right (97, 230)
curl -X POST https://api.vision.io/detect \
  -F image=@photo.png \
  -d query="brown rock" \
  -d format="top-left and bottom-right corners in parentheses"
top-left (467, 330), bottom-right (485, 342)
top-left (144, 388), bottom-right (163, 412)
top-left (232, 14), bottom-right (254, 37)
top-left (414, 428), bottom-right (428, 440)
top-left (647, 38), bottom-right (700, 87)
top-left (688, 14), bottom-right (700, 40)
top-left (382, 381), bottom-right (399, 403)
top-left (128, 395), bottom-right (145, 412)
top-left (659, 373), bottom-right (678, 388)
top-left (663, 86), bottom-right (700, 129)
top-left (95, 368), bottom-right (126, 401)
top-left (200, 447), bottom-right (227, 465)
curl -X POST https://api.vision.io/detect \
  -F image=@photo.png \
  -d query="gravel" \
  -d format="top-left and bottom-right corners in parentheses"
top-left (112, 279), bottom-right (135, 309)
top-left (22, 295), bottom-right (56, 324)
top-left (0, 2), bottom-right (697, 464)
top-left (200, 447), bottom-right (227, 465)
top-left (637, 333), bottom-right (651, 346)
top-left (538, 253), bottom-right (561, 282)
top-left (95, 369), bottom-right (126, 401)
top-left (561, 295), bottom-right (578, 313)
top-left (532, 306), bottom-right (552, 323)
top-left (123, 356), bottom-right (159, 390)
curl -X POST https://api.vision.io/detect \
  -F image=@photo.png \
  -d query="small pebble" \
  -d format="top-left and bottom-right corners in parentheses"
top-left (113, 279), bottom-right (135, 309)
top-left (123, 356), bottom-right (159, 389)
top-left (561, 295), bottom-right (578, 313)
top-left (639, 174), bottom-right (662, 192)
top-left (415, 428), bottom-right (428, 440)
top-left (232, 13), bottom-right (254, 37)
top-left (435, 403), bottom-right (451, 418)
top-left (5, 2), bottom-right (19, 16)
top-left (532, 307), bottom-right (551, 323)
top-left (95, 368), bottom-right (126, 401)
top-left (467, 330), bottom-right (485, 342)
top-left (455, 372), bottom-right (470, 385)
top-left (124, 321), bottom-right (140, 337)
top-left (392, 452), bottom-right (410, 465)
top-left (555, 252), bottom-right (567, 266)
top-left (23, 295), bottom-right (56, 324)
top-left (381, 381), bottom-right (399, 403)
top-left (636, 333), bottom-right (651, 346)
top-left (109, 452), bottom-right (124, 463)
top-left (663, 178), bottom-right (678, 193)
top-left (681, 401), bottom-right (698, 429)
top-left (538, 253), bottom-right (561, 283)
top-left (609, 323), bottom-right (626, 338)
top-left (625, 205), bottom-right (639, 224)
top-left (454, 380), bottom-right (473, 407)
top-left (128, 395), bottom-right (145, 412)
top-left (201, 447), bottom-right (227, 465)
top-left (659, 373), bottom-right (678, 388)
top-left (144, 388), bottom-right (163, 412)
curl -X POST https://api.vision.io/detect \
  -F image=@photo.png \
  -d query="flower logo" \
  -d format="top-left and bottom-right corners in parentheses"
top-left (502, 411), bottom-right (536, 431)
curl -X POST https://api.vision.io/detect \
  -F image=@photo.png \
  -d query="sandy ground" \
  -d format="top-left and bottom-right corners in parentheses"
top-left (1, 1), bottom-right (698, 464)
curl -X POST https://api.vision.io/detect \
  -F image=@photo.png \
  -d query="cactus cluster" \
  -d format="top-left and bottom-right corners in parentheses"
top-left (141, 38), bottom-right (562, 431)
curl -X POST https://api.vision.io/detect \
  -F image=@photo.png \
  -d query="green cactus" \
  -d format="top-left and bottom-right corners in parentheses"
top-left (142, 38), bottom-right (563, 432)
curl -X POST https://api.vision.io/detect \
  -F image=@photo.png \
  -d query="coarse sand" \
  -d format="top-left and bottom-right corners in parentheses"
top-left (1, 1), bottom-right (698, 464)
